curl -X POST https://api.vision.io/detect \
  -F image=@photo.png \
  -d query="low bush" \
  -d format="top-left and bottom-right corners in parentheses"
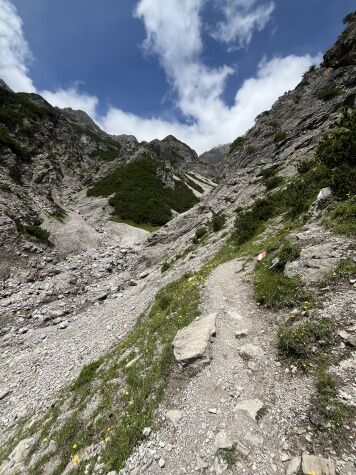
top-left (18, 222), bottom-right (50, 241)
top-left (254, 266), bottom-right (302, 309)
top-left (90, 149), bottom-right (119, 162)
top-left (0, 126), bottom-right (30, 162)
top-left (193, 226), bottom-right (208, 243)
top-left (264, 175), bottom-right (284, 190)
top-left (316, 87), bottom-right (341, 101)
top-left (274, 130), bottom-right (288, 143)
top-left (211, 212), bottom-right (226, 232)
top-left (161, 261), bottom-right (171, 273)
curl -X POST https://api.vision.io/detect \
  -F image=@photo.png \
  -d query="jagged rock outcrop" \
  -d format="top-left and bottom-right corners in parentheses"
top-left (199, 143), bottom-right (229, 178)
top-left (323, 12), bottom-right (356, 68)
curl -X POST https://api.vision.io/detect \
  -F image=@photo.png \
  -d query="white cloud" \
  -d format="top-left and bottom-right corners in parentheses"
top-left (0, 0), bottom-right (321, 154)
top-left (211, 0), bottom-right (275, 49)
top-left (0, 0), bottom-right (35, 92)
top-left (41, 87), bottom-right (99, 118)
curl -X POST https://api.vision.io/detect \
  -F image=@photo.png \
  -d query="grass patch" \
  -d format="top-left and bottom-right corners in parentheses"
top-left (72, 360), bottom-right (103, 391)
top-left (310, 366), bottom-right (355, 448)
top-left (184, 175), bottom-right (204, 194)
top-left (161, 261), bottom-right (171, 273)
top-left (264, 175), bottom-right (284, 190)
top-left (278, 318), bottom-right (334, 361)
top-left (217, 447), bottom-right (237, 468)
top-left (210, 212), bottom-right (226, 232)
top-left (315, 87), bottom-right (342, 101)
top-left (323, 196), bottom-right (356, 237)
top-left (333, 258), bottom-right (356, 279)
top-left (88, 154), bottom-right (198, 226)
top-left (193, 226), bottom-right (208, 244)
top-left (50, 211), bottom-right (67, 223)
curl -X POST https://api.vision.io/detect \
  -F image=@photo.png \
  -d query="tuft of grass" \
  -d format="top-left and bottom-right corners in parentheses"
top-left (278, 318), bottom-right (334, 361)
top-left (310, 366), bottom-right (355, 448)
top-left (72, 360), bottom-right (103, 391)
top-left (217, 447), bottom-right (237, 468)
top-left (254, 266), bottom-right (302, 309)
top-left (50, 211), bottom-right (67, 223)
top-left (316, 87), bottom-right (342, 101)
top-left (323, 196), bottom-right (356, 237)
top-left (333, 258), bottom-right (356, 279)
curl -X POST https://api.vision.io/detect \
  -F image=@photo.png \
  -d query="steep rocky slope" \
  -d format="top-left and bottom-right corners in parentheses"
top-left (0, 12), bottom-right (355, 475)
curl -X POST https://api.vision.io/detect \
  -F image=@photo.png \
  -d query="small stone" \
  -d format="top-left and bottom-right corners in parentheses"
top-left (166, 410), bottom-right (182, 425)
top-left (208, 408), bottom-right (217, 414)
top-left (214, 431), bottom-right (233, 451)
top-left (281, 453), bottom-right (291, 462)
top-left (58, 320), bottom-right (69, 330)
top-left (142, 427), bottom-right (152, 437)
top-left (235, 399), bottom-right (264, 420)
top-left (158, 458), bottom-right (166, 468)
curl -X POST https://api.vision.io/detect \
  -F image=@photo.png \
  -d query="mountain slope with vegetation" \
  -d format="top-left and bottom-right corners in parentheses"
top-left (0, 11), bottom-right (355, 475)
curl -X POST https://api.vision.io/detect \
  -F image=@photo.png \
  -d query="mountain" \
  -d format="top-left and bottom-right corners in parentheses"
top-left (199, 143), bottom-right (230, 178)
top-left (0, 12), bottom-right (355, 475)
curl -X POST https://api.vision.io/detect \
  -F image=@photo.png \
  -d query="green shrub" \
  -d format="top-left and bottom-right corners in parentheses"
top-left (323, 196), bottom-right (356, 237)
top-left (316, 87), bottom-right (341, 101)
top-left (184, 175), bottom-right (204, 194)
top-left (271, 240), bottom-right (300, 271)
top-left (90, 149), bottom-right (119, 162)
top-left (331, 164), bottom-right (356, 199)
top-left (259, 164), bottom-right (279, 180)
top-left (161, 262), bottom-right (171, 273)
top-left (274, 130), bottom-right (288, 143)
top-left (264, 175), bottom-right (284, 190)
top-left (193, 226), bottom-right (208, 243)
top-left (72, 360), bottom-right (102, 390)
top-left (0, 126), bottom-right (30, 161)
top-left (278, 318), bottom-right (333, 359)
top-left (229, 136), bottom-right (245, 154)
top-left (211, 212), bottom-right (226, 232)
top-left (18, 222), bottom-right (50, 241)
top-left (297, 159), bottom-right (316, 175)
top-left (88, 155), bottom-right (198, 226)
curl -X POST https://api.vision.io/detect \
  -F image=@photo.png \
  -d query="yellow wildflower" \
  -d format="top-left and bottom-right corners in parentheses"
top-left (72, 454), bottom-right (80, 466)
top-left (129, 400), bottom-right (134, 406)
top-left (104, 436), bottom-right (111, 444)
top-left (106, 427), bottom-right (112, 432)
top-left (72, 443), bottom-right (77, 449)
top-left (124, 390), bottom-right (129, 396)
top-left (42, 437), bottom-right (48, 443)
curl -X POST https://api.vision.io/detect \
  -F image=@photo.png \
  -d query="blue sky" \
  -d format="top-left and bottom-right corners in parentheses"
top-left (0, 0), bottom-right (352, 152)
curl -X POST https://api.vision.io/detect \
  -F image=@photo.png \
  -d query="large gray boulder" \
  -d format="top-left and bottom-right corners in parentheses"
top-left (173, 313), bottom-right (217, 366)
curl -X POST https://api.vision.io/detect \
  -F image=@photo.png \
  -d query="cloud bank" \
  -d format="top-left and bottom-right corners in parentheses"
top-left (0, 0), bottom-right (320, 153)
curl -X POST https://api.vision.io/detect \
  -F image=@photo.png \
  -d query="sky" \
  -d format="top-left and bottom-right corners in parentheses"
top-left (0, 0), bottom-right (352, 153)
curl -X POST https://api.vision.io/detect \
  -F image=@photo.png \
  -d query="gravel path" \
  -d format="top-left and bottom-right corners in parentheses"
top-left (122, 259), bottom-right (315, 474)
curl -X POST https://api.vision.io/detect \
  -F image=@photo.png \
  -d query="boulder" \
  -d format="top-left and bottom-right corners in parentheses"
top-left (173, 313), bottom-right (217, 366)
top-left (302, 454), bottom-right (335, 475)
top-left (235, 399), bottom-right (264, 420)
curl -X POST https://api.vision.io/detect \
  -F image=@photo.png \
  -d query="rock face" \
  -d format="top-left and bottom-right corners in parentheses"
top-left (199, 144), bottom-right (229, 178)
top-left (173, 313), bottom-right (217, 366)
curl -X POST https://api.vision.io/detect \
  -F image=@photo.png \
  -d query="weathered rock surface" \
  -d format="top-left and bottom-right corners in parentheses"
top-left (173, 313), bottom-right (217, 365)
top-left (302, 453), bottom-right (336, 475)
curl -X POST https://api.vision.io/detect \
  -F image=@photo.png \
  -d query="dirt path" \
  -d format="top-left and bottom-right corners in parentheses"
top-left (122, 259), bottom-right (314, 474)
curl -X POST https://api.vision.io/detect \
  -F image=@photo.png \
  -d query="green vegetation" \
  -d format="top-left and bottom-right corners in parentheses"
top-left (211, 212), bottom-right (226, 232)
top-left (333, 258), bottom-right (356, 279)
top-left (310, 366), bottom-right (355, 448)
top-left (72, 361), bottom-right (103, 391)
top-left (316, 87), bottom-right (342, 101)
top-left (217, 447), bottom-right (237, 468)
top-left (229, 136), bottom-right (246, 154)
top-left (161, 261), bottom-right (171, 273)
top-left (110, 216), bottom-right (160, 232)
top-left (193, 226), bottom-right (208, 244)
top-left (0, 182), bottom-right (11, 192)
top-left (184, 175), bottom-right (204, 194)
top-left (88, 155), bottom-right (198, 226)
top-left (0, 125), bottom-right (30, 161)
top-left (90, 149), bottom-right (119, 162)
top-left (316, 109), bottom-right (356, 198)
top-left (278, 318), bottom-right (334, 361)
top-left (264, 175), bottom-right (284, 190)
top-left (323, 196), bottom-right (356, 237)
top-left (50, 211), bottom-right (67, 223)
top-left (17, 221), bottom-right (50, 242)
top-left (274, 130), bottom-right (288, 143)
